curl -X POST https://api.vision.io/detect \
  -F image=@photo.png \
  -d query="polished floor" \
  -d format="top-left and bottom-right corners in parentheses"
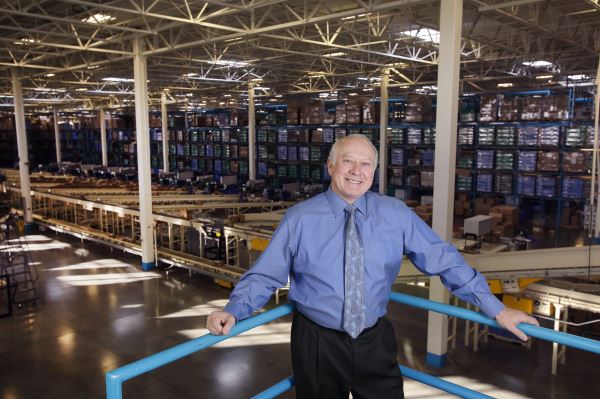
top-left (0, 228), bottom-right (598, 399)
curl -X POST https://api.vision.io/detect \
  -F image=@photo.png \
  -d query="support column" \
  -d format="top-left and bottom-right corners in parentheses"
top-left (427, 0), bottom-right (463, 368)
top-left (378, 69), bottom-right (389, 194)
top-left (100, 108), bottom-right (108, 167)
top-left (248, 82), bottom-right (256, 181)
top-left (133, 38), bottom-right (155, 270)
top-left (591, 60), bottom-right (600, 237)
top-left (161, 92), bottom-right (169, 173)
top-left (11, 68), bottom-right (33, 231)
top-left (53, 107), bottom-right (62, 164)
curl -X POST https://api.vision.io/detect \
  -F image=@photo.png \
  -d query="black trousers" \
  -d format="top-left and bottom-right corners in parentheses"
top-left (291, 311), bottom-right (404, 399)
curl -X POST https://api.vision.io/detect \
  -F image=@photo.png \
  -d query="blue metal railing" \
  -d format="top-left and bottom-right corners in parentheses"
top-left (106, 293), bottom-right (600, 399)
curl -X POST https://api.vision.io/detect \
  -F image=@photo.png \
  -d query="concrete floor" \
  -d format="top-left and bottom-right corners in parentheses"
top-left (0, 228), bottom-right (598, 399)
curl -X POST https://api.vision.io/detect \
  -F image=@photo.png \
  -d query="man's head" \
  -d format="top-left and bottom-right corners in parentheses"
top-left (327, 134), bottom-right (378, 204)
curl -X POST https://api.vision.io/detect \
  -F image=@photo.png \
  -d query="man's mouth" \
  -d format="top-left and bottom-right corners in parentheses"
top-left (345, 177), bottom-right (362, 184)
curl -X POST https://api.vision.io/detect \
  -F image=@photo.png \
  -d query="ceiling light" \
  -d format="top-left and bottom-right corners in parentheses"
top-left (535, 75), bottom-right (553, 80)
top-left (183, 73), bottom-right (198, 77)
top-left (348, 93), bottom-right (358, 96)
top-left (568, 74), bottom-right (591, 81)
top-left (211, 59), bottom-right (249, 68)
top-left (75, 88), bottom-right (88, 92)
top-left (82, 14), bottom-right (116, 24)
top-left (87, 65), bottom-right (100, 70)
top-left (497, 82), bottom-right (513, 88)
top-left (102, 77), bottom-right (134, 83)
top-left (522, 60), bottom-right (554, 68)
top-left (323, 52), bottom-right (346, 58)
top-left (46, 73), bottom-right (55, 77)
top-left (13, 38), bottom-right (38, 45)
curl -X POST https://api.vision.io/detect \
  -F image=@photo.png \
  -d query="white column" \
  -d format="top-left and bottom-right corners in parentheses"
top-left (591, 60), bottom-right (600, 236)
top-left (11, 69), bottom-right (33, 229)
top-left (161, 92), bottom-right (169, 173)
top-left (427, 0), bottom-right (463, 368)
top-left (133, 38), bottom-right (155, 270)
top-left (100, 108), bottom-right (108, 167)
top-left (53, 107), bottom-right (62, 164)
top-left (248, 82), bottom-right (256, 181)
top-left (378, 69), bottom-right (389, 194)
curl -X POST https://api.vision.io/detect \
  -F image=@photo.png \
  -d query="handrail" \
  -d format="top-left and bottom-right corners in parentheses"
top-left (106, 292), bottom-right (600, 399)
top-left (389, 292), bottom-right (600, 355)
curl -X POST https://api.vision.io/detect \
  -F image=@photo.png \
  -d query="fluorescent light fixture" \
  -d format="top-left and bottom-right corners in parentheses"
top-left (399, 28), bottom-right (440, 44)
top-left (13, 38), bottom-right (39, 45)
top-left (341, 13), bottom-right (371, 21)
top-left (497, 82), bottom-right (513, 88)
top-left (211, 59), bottom-right (249, 68)
top-left (34, 87), bottom-right (66, 93)
top-left (568, 74), bottom-right (591, 80)
top-left (275, 94), bottom-right (283, 98)
top-left (75, 88), bottom-right (88, 92)
top-left (535, 75), bottom-right (553, 79)
top-left (223, 94), bottom-right (231, 97)
top-left (183, 73), bottom-right (198, 77)
top-left (522, 60), bottom-right (554, 68)
top-left (87, 65), bottom-right (100, 70)
top-left (102, 77), bottom-right (134, 83)
top-left (323, 52), bottom-right (346, 57)
top-left (224, 37), bottom-right (243, 43)
top-left (82, 14), bottom-right (116, 24)
top-left (46, 73), bottom-right (55, 77)
top-left (348, 93), bottom-right (358, 96)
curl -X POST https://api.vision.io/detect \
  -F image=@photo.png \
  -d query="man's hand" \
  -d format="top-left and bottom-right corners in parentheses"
top-left (495, 307), bottom-right (539, 341)
top-left (206, 310), bottom-right (236, 335)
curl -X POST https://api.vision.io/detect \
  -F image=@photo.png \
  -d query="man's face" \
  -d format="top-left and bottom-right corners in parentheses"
top-left (327, 137), bottom-right (376, 204)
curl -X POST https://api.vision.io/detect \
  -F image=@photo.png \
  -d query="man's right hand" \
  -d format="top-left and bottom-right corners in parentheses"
top-left (206, 310), bottom-right (236, 335)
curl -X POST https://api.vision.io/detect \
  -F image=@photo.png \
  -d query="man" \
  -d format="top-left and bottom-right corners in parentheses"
top-left (207, 134), bottom-right (538, 398)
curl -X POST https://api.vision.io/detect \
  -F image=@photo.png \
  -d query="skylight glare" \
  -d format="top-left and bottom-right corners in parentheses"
top-left (399, 28), bottom-right (440, 44)
top-left (102, 77), bottom-right (135, 83)
top-left (82, 14), bottom-right (116, 24)
top-left (522, 60), bottom-right (554, 68)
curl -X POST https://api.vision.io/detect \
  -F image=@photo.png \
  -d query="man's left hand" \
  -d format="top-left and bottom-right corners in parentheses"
top-left (495, 307), bottom-right (540, 341)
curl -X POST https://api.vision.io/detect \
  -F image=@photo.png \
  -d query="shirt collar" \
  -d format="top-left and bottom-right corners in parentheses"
top-left (325, 186), bottom-right (368, 218)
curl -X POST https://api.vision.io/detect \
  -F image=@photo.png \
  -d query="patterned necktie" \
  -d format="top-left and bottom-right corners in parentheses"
top-left (343, 204), bottom-right (366, 339)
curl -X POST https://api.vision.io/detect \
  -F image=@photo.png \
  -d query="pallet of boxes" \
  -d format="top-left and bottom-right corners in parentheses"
top-left (488, 205), bottom-right (519, 242)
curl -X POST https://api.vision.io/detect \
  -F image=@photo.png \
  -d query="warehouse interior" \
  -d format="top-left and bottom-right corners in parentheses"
top-left (0, 0), bottom-right (599, 398)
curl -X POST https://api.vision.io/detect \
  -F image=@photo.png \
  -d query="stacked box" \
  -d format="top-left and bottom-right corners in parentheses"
top-left (406, 173), bottom-right (420, 187)
top-left (479, 95), bottom-right (497, 122)
top-left (477, 150), bottom-right (494, 169)
top-left (456, 173), bottom-right (472, 192)
top-left (517, 175), bottom-right (536, 196)
top-left (287, 103), bottom-right (301, 125)
top-left (407, 128), bottom-right (422, 144)
top-left (231, 145), bottom-right (238, 158)
top-left (457, 153), bottom-right (474, 168)
top-left (422, 150), bottom-right (435, 167)
top-left (454, 191), bottom-right (472, 216)
top-left (536, 176), bottom-right (556, 197)
top-left (302, 100), bottom-right (323, 124)
top-left (258, 162), bottom-right (268, 176)
top-left (538, 125), bottom-right (560, 146)
top-left (521, 96), bottom-right (543, 121)
top-left (477, 173), bottom-right (493, 192)
top-left (564, 127), bottom-right (585, 147)
top-left (518, 151), bottom-right (537, 171)
top-left (537, 151), bottom-right (560, 171)
top-left (239, 146), bottom-right (249, 158)
top-left (361, 128), bottom-right (376, 142)
top-left (573, 100), bottom-right (594, 121)
top-left (423, 127), bottom-right (436, 145)
top-left (277, 129), bottom-right (288, 143)
top-left (299, 146), bottom-right (310, 161)
top-left (299, 164), bottom-right (310, 179)
top-left (496, 126), bottom-right (515, 145)
top-left (458, 126), bottom-right (475, 145)
top-left (335, 103), bottom-right (347, 124)
top-left (298, 129), bottom-right (310, 143)
top-left (346, 97), bottom-right (362, 124)
top-left (415, 204), bottom-right (433, 224)
top-left (323, 108), bottom-right (335, 124)
top-left (421, 171), bottom-right (434, 188)
top-left (490, 204), bottom-right (519, 234)
top-left (311, 129), bottom-right (323, 143)
top-left (475, 197), bottom-right (496, 215)
top-left (390, 168), bottom-right (403, 185)
top-left (257, 145), bottom-right (268, 159)
top-left (239, 161), bottom-right (248, 175)
top-left (587, 127), bottom-right (595, 147)
top-left (542, 95), bottom-right (569, 121)
top-left (562, 177), bottom-right (585, 199)
top-left (497, 95), bottom-right (520, 121)
top-left (257, 128), bottom-right (268, 142)
top-left (389, 127), bottom-right (403, 144)
top-left (287, 145), bottom-right (297, 161)
top-left (563, 152), bottom-right (588, 173)
top-left (310, 166), bottom-right (322, 181)
top-left (323, 128), bottom-right (334, 143)
top-left (478, 127), bottom-right (494, 145)
top-left (277, 164), bottom-right (287, 177)
top-left (496, 151), bottom-right (514, 170)
top-left (405, 94), bottom-right (432, 122)
top-left (310, 146), bottom-right (322, 161)
top-left (362, 101), bottom-right (376, 124)
top-left (390, 148), bottom-right (404, 165)
top-left (495, 174), bottom-right (513, 194)
top-left (277, 146), bottom-right (288, 160)
top-left (335, 128), bottom-right (346, 141)
top-left (518, 126), bottom-right (538, 146)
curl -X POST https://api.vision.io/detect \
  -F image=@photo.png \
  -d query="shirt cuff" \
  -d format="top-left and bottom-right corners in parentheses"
top-left (223, 302), bottom-right (243, 322)
top-left (479, 295), bottom-right (506, 319)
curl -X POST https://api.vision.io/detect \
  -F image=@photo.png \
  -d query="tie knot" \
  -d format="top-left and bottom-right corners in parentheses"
top-left (344, 204), bottom-right (357, 215)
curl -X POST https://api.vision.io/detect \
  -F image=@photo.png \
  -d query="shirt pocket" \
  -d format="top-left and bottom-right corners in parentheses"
top-left (363, 240), bottom-right (402, 270)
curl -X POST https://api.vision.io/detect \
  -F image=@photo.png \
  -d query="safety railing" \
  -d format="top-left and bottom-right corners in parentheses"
top-left (106, 292), bottom-right (600, 399)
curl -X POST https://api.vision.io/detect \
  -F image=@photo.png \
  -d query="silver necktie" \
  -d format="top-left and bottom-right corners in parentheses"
top-left (343, 204), bottom-right (366, 338)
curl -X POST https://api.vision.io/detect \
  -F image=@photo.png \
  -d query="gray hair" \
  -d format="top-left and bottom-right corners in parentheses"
top-left (327, 134), bottom-right (378, 166)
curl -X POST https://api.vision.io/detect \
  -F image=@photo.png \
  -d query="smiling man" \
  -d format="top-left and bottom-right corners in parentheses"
top-left (207, 134), bottom-right (537, 399)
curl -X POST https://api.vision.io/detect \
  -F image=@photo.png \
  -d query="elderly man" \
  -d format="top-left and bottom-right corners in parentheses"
top-left (207, 134), bottom-right (538, 399)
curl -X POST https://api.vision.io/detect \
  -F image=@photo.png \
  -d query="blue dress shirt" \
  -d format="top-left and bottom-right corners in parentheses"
top-left (224, 187), bottom-right (505, 331)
